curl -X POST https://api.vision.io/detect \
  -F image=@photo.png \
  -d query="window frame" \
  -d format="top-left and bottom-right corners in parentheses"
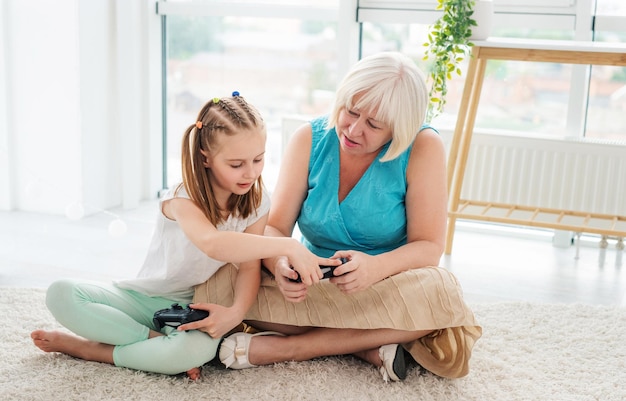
top-left (358, 0), bottom-right (626, 141)
top-left (155, 0), bottom-right (626, 188)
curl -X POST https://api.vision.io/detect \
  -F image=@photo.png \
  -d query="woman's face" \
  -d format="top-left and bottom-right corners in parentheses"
top-left (336, 99), bottom-right (392, 157)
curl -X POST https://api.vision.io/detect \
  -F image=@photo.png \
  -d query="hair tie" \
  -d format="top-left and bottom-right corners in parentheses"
top-left (212, 97), bottom-right (220, 104)
top-left (232, 91), bottom-right (240, 97)
top-left (195, 121), bottom-right (203, 129)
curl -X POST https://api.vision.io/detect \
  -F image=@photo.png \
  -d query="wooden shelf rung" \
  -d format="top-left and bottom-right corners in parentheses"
top-left (530, 208), bottom-right (540, 221)
top-left (457, 200), bottom-right (471, 213)
top-left (481, 203), bottom-right (493, 216)
top-left (449, 199), bottom-right (626, 245)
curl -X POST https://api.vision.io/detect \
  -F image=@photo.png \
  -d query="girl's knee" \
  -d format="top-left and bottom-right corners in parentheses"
top-left (161, 331), bottom-right (219, 371)
top-left (45, 279), bottom-right (106, 326)
top-left (46, 279), bottom-right (80, 314)
top-left (171, 330), bottom-right (219, 358)
top-left (114, 331), bottom-right (219, 375)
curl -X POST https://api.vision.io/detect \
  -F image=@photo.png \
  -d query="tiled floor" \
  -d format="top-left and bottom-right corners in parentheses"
top-left (1, 201), bottom-right (625, 307)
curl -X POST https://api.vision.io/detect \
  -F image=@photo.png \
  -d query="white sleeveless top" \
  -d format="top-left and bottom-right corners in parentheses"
top-left (115, 185), bottom-right (270, 302)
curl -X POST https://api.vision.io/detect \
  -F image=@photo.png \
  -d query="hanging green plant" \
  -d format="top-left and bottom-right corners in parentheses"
top-left (423, 0), bottom-right (477, 123)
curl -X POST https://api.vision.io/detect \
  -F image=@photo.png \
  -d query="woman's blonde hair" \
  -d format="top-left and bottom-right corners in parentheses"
top-left (327, 52), bottom-right (428, 162)
top-left (177, 94), bottom-right (265, 226)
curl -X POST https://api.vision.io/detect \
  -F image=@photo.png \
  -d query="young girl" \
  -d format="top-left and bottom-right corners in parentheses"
top-left (31, 92), bottom-right (334, 380)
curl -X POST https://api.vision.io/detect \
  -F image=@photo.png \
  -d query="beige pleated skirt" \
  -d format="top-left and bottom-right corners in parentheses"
top-left (194, 264), bottom-right (482, 379)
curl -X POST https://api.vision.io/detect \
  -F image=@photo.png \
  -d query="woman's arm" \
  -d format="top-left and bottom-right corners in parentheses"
top-left (332, 128), bottom-right (448, 293)
top-left (261, 123), bottom-right (338, 302)
top-left (395, 127), bottom-right (448, 264)
top-left (263, 123), bottom-right (315, 277)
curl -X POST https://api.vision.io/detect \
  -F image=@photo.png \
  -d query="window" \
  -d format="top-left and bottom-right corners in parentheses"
top-left (158, 0), bottom-right (626, 189)
top-left (359, 0), bottom-right (626, 141)
top-left (158, 2), bottom-right (340, 189)
top-left (589, 0), bottom-right (626, 141)
top-left (596, 0), bottom-right (626, 15)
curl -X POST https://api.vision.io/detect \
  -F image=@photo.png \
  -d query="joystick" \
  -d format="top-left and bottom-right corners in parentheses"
top-left (289, 257), bottom-right (349, 283)
top-left (153, 303), bottom-right (209, 329)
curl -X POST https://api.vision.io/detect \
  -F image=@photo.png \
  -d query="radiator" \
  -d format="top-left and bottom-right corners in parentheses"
top-left (459, 133), bottom-right (626, 216)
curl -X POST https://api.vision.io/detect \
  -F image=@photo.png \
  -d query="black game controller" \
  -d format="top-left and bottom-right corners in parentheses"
top-left (289, 257), bottom-right (349, 283)
top-left (153, 303), bottom-right (209, 329)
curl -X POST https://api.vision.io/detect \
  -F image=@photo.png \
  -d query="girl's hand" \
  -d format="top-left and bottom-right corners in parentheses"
top-left (285, 240), bottom-right (325, 285)
top-left (328, 251), bottom-right (383, 294)
top-left (177, 303), bottom-right (241, 339)
top-left (284, 241), bottom-right (341, 285)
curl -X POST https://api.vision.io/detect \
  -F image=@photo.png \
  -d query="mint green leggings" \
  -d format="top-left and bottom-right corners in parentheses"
top-left (45, 279), bottom-right (219, 375)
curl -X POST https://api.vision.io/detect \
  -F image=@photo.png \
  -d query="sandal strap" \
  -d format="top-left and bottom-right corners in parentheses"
top-left (220, 333), bottom-right (255, 369)
top-left (233, 335), bottom-right (251, 367)
top-left (379, 366), bottom-right (391, 383)
top-left (220, 331), bottom-right (285, 369)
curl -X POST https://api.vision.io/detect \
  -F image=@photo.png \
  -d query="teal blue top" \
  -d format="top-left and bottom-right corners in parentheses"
top-left (298, 116), bottom-right (436, 258)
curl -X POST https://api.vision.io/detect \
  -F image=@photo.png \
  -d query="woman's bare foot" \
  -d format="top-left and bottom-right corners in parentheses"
top-left (186, 366), bottom-right (201, 380)
top-left (30, 329), bottom-right (114, 364)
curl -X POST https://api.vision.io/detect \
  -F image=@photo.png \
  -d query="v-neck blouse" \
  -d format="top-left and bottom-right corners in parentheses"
top-left (298, 116), bottom-right (432, 257)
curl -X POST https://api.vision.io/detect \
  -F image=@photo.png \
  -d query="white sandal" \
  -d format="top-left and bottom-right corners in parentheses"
top-left (219, 331), bottom-right (284, 369)
top-left (378, 344), bottom-right (407, 382)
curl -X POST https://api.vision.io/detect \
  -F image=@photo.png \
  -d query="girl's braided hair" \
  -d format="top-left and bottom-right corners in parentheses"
top-left (177, 93), bottom-right (265, 225)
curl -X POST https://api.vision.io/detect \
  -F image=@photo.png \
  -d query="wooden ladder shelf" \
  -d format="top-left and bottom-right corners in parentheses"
top-left (445, 38), bottom-right (626, 254)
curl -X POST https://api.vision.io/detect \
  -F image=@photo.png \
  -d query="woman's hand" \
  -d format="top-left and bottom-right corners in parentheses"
top-left (177, 303), bottom-right (241, 339)
top-left (329, 251), bottom-right (384, 294)
top-left (272, 256), bottom-right (310, 303)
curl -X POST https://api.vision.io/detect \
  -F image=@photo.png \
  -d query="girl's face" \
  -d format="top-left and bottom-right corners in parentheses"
top-left (204, 128), bottom-right (266, 205)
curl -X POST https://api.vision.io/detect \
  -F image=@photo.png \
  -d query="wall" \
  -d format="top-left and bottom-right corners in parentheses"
top-left (0, 0), bottom-right (162, 215)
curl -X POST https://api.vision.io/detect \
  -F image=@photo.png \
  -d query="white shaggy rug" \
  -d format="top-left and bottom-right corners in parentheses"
top-left (1, 287), bottom-right (625, 401)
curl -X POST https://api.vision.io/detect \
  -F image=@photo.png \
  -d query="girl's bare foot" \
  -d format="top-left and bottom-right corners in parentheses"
top-left (31, 330), bottom-right (88, 356)
top-left (32, 330), bottom-right (204, 379)
top-left (30, 329), bottom-right (114, 364)
top-left (186, 366), bottom-right (201, 380)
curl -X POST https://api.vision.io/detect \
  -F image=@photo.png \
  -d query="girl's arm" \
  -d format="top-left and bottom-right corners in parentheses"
top-left (218, 216), bottom-right (265, 334)
top-left (163, 193), bottom-right (331, 285)
top-left (181, 218), bottom-right (265, 337)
